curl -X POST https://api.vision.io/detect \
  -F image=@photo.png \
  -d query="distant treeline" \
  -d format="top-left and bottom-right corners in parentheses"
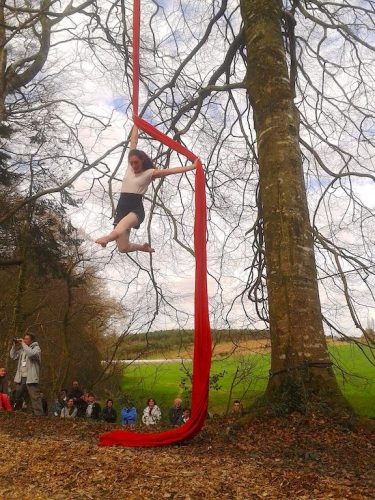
top-left (118, 329), bottom-right (270, 359)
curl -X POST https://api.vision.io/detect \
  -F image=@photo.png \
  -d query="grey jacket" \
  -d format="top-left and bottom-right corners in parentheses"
top-left (10, 341), bottom-right (41, 384)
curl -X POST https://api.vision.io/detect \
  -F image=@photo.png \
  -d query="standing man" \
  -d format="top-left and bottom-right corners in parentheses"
top-left (9, 332), bottom-right (44, 416)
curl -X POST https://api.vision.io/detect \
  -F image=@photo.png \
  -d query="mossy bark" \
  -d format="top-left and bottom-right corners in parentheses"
top-left (0, 1), bottom-right (6, 120)
top-left (240, 0), bottom-right (346, 410)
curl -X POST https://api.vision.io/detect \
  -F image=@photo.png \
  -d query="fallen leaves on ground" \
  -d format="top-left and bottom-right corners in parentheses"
top-left (0, 412), bottom-right (374, 499)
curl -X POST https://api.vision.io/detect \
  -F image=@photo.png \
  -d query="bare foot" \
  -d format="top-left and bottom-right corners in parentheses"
top-left (140, 242), bottom-right (155, 253)
top-left (95, 236), bottom-right (109, 248)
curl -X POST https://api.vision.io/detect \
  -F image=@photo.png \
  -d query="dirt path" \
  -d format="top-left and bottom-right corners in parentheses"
top-left (0, 413), bottom-right (373, 499)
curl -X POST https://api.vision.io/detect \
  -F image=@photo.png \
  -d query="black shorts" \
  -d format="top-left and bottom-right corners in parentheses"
top-left (114, 193), bottom-right (145, 229)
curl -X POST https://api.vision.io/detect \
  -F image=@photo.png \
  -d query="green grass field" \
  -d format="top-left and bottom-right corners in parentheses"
top-left (122, 344), bottom-right (375, 419)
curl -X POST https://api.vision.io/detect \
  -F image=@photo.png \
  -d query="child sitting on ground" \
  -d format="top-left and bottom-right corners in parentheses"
top-left (177, 408), bottom-right (190, 425)
top-left (121, 400), bottom-right (137, 428)
top-left (0, 367), bottom-right (12, 412)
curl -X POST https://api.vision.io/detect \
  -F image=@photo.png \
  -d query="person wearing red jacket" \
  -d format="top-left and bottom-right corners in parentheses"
top-left (0, 367), bottom-right (12, 412)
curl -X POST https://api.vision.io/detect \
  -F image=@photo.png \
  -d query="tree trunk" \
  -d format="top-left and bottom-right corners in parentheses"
top-left (0, 1), bottom-right (7, 121)
top-left (11, 250), bottom-right (27, 339)
top-left (240, 0), bottom-right (346, 411)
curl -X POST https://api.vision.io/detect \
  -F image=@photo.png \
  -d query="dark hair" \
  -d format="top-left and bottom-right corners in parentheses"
top-left (87, 392), bottom-right (95, 398)
top-left (128, 149), bottom-right (154, 170)
top-left (147, 398), bottom-right (156, 405)
top-left (24, 332), bottom-right (36, 342)
top-left (233, 400), bottom-right (241, 404)
top-left (106, 399), bottom-right (113, 405)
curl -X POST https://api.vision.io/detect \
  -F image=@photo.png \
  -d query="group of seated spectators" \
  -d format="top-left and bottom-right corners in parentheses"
top-left (139, 397), bottom-right (190, 427)
top-left (52, 382), bottom-right (102, 420)
top-left (51, 381), bottom-right (191, 427)
top-left (1, 336), bottom-right (246, 424)
top-left (1, 370), bottom-right (242, 426)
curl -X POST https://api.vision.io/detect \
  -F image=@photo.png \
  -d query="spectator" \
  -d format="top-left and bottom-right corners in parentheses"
top-left (168, 398), bottom-right (183, 426)
top-left (76, 392), bottom-right (89, 418)
top-left (52, 389), bottom-right (68, 417)
top-left (85, 392), bottom-right (101, 420)
top-left (0, 367), bottom-right (12, 412)
top-left (60, 398), bottom-right (77, 419)
top-left (9, 333), bottom-right (44, 416)
top-left (142, 398), bottom-right (161, 426)
top-left (102, 399), bottom-right (117, 423)
top-left (121, 400), bottom-right (137, 428)
top-left (177, 408), bottom-right (190, 425)
top-left (229, 400), bottom-right (243, 418)
top-left (67, 380), bottom-right (83, 403)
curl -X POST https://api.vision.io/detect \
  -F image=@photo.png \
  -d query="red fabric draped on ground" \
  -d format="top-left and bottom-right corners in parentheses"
top-left (99, 0), bottom-right (211, 448)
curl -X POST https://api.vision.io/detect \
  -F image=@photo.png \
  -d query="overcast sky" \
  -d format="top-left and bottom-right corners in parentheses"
top-left (45, 0), bottom-right (375, 336)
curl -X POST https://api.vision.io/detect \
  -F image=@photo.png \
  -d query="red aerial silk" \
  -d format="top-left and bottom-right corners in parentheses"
top-left (99, 0), bottom-right (211, 447)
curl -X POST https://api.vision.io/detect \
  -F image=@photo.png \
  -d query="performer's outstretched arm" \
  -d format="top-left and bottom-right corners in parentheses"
top-left (152, 159), bottom-right (198, 179)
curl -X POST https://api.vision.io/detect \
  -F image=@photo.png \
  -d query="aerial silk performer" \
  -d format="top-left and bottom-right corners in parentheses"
top-left (95, 147), bottom-right (198, 253)
top-left (99, 0), bottom-right (211, 447)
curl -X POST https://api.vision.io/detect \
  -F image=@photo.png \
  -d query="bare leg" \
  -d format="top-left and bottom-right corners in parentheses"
top-left (116, 229), bottom-right (154, 253)
top-left (95, 230), bottom-right (119, 248)
top-left (96, 212), bottom-right (154, 253)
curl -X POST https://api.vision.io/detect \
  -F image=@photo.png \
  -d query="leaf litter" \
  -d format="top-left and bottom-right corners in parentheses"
top-left (0, 412), bottom-right (374, 499)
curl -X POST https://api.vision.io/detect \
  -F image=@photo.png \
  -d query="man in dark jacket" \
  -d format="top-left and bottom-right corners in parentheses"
top-left (76, 392), bottom-right (88, 418)
top-left (85, 392), bottom-right (101, 420)
top-left (52, 389), bottom-right (68, 417)
top-left (168, 398), bottom-right (184, 426)
top-left (68, 380), bottom-right (84, 403)
top-left (9, 333), bottom-right (43, 416)
top-left (102, 399), bottom-right (117, 423)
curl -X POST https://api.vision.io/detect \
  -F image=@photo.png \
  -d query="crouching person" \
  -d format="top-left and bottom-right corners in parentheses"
top-left (102, 399), bottom-right (117, 423)
top-left (61, 398), bottom-right (77, 419)
top-left (121, 400), bottom-right (137, 428)
top-left (142, 398), bottom-right (161, 426)
top-left (0, 367), bottom-right (12, 412)
top-left (9, 333), bottom-right (43, 416)
top-left (85, 393), bottom-right (101, 420)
